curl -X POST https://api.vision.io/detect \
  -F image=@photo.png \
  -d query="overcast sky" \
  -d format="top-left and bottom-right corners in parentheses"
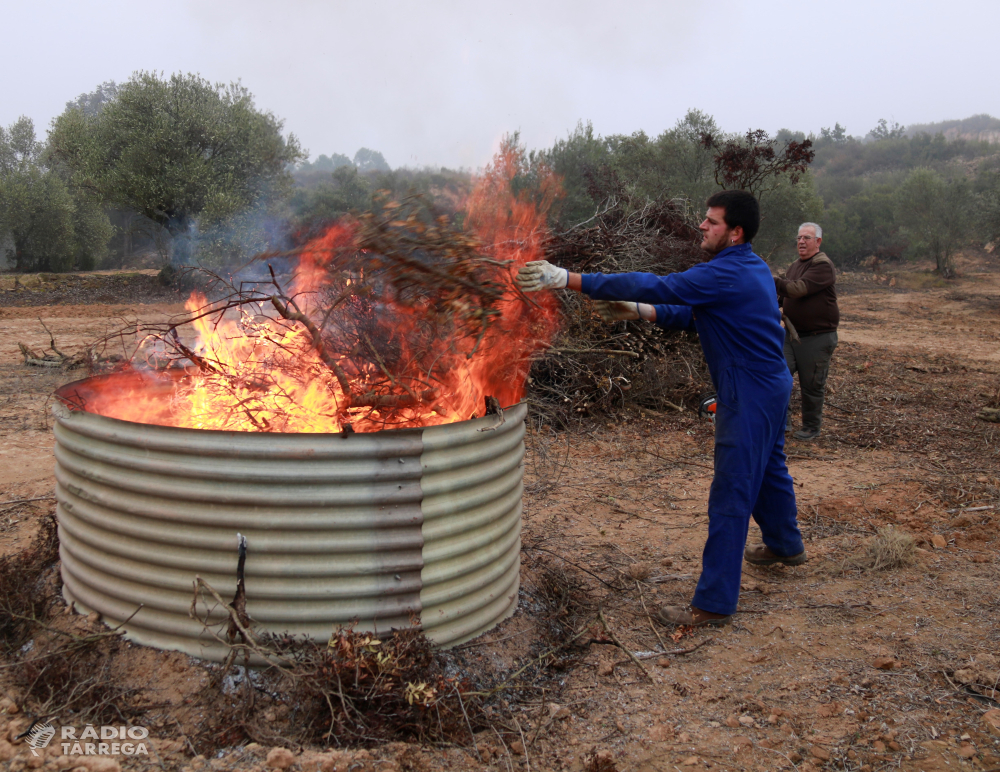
top-left (3, 0), bottom-right (997, 170)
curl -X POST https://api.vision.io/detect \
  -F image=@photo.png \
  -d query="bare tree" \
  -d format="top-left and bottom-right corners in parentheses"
top-left (700, 129), bottom-right (815, 199)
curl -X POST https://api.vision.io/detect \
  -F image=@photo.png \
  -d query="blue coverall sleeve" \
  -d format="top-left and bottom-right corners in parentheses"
top-left (651, 305), bottom-right (694, 330)
top-left (581, 263), bottom-right (723, 307)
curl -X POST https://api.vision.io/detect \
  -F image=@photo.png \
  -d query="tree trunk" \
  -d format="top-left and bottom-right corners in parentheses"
top-left (165, 216), bottom-right (192, 265)
top-left (123, 213), bottom-right (132, 268)
top-left (936, 249), bottom-right (955, 279)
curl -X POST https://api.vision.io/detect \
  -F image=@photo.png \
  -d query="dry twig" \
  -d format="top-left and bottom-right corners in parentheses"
top-left (597, 609), bottom-right (653, 681)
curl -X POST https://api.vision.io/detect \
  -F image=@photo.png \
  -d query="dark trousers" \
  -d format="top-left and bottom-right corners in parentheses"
top-left (784, 331), bottom-right (838, 431)
top-left (692, 366), bottom-right (804, 616)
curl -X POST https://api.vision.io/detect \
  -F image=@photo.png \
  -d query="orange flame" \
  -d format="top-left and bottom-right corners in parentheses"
top-left (82, 148), bottom-right (561, 433)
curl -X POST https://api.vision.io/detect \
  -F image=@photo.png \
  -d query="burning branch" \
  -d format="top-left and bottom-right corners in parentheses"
top-left (269, 295), bottom-right (354, 395)
top-left (86, 171), bottom-right (559, 433)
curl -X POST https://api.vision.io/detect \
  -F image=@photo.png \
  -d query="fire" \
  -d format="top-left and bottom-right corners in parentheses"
top-left (82, 146), bottom-right (561, 433)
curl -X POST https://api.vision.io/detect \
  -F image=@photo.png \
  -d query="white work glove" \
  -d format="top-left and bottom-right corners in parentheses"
top-left (516, 260), bottom-right (568, 292)
top-left (594, 300), bottom-right (656, 323)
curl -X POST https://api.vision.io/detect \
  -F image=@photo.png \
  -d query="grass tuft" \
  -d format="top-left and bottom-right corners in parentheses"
top-left (846, 527), bottom-right (916, 572)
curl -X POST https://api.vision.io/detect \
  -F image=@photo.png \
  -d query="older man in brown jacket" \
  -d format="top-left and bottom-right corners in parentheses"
top-left (776, 222), bottom-right (839, 440)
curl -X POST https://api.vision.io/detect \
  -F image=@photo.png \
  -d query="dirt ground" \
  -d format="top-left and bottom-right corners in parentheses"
top-left (0, 256), bottom-right (998, 772)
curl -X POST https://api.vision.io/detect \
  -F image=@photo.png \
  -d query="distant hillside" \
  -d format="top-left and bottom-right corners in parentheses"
top-left (906, 114), bottom-right (1000, 143)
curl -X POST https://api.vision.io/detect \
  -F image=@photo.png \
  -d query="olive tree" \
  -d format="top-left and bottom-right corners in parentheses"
top-left (0, 117), bottom-right (111, 272)
top-left (974, 158), bottom-right (1000, 246)
top-left (895, 168), bottom-right (972, 278)
top-left (48, 72), bottom-right (304, 263)
top-left (290, 165), bottom-right (374, 237)
top-left (353, 148), bottom-right (390, 173)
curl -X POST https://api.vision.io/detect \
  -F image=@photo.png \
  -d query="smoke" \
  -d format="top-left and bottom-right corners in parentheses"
top-left (149, 199), bottom-right (294, 271)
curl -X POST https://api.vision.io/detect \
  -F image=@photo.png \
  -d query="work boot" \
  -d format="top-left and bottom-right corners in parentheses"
top-left (653, 605), bottom-right (732, 628)
top-left (793, 427), bottom-right (820, 440)
top-left (744, 544), bottom-right (807, 566)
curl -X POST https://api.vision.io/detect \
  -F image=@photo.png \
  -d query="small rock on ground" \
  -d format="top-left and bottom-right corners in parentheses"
top-left (266, 747), bottom-right (296, 770)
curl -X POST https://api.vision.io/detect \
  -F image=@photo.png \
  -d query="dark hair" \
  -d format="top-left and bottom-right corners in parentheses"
top-left (705, 190), bottom-right (760, 242)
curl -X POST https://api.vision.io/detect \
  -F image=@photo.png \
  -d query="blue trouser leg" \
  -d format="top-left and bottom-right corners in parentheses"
top-left (692, 368), bottom-right (798, 616)
top-left (752, 431), bottom-right (805, 557)
top-left (692, 512), bottom-right (751, 615)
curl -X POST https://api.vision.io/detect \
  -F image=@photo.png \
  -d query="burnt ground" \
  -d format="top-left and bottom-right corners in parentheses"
top-left (0, 256), bottom-right (998, 772)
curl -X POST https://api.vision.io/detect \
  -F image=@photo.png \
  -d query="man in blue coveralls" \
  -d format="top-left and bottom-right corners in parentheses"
top-left (517, 190), bottom-right (806, 627)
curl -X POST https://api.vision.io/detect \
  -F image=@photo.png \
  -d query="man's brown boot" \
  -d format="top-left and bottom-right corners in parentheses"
top-left (653, 605), bottom-right (732, 628)
top-left (744, 544), bottom-right (807, 566)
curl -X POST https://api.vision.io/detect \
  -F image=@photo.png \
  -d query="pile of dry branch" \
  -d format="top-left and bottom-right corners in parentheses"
top-left (0, 516), bottom-right (148, 725)
top-left (18, 319), bottom-right (88, 369)
top-left (0, 515), bottom-right (59, 650)
top-left (259, 627), bottom-right (479, 746)
top-left (531, 175), bottom-right (711, 425)
top-left (18, 317), bottom-right (126, 372)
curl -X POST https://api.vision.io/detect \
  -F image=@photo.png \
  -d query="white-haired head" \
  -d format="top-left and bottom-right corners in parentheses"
top-left (798, 222), bottom-right (822, 239)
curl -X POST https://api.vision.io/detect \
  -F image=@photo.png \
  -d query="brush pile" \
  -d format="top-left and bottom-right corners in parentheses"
top-left (0, 516), bottom-right (148, 724)
top-left (252, 626), bottom-right (481, 746)
top-left (531, 173), bottom-right (711, 424)
top-left (0, 515), bottom-right (59, 650)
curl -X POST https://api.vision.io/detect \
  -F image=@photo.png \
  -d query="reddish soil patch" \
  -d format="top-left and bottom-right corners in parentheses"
top-left (0, 257), bottom-right (998, 772)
